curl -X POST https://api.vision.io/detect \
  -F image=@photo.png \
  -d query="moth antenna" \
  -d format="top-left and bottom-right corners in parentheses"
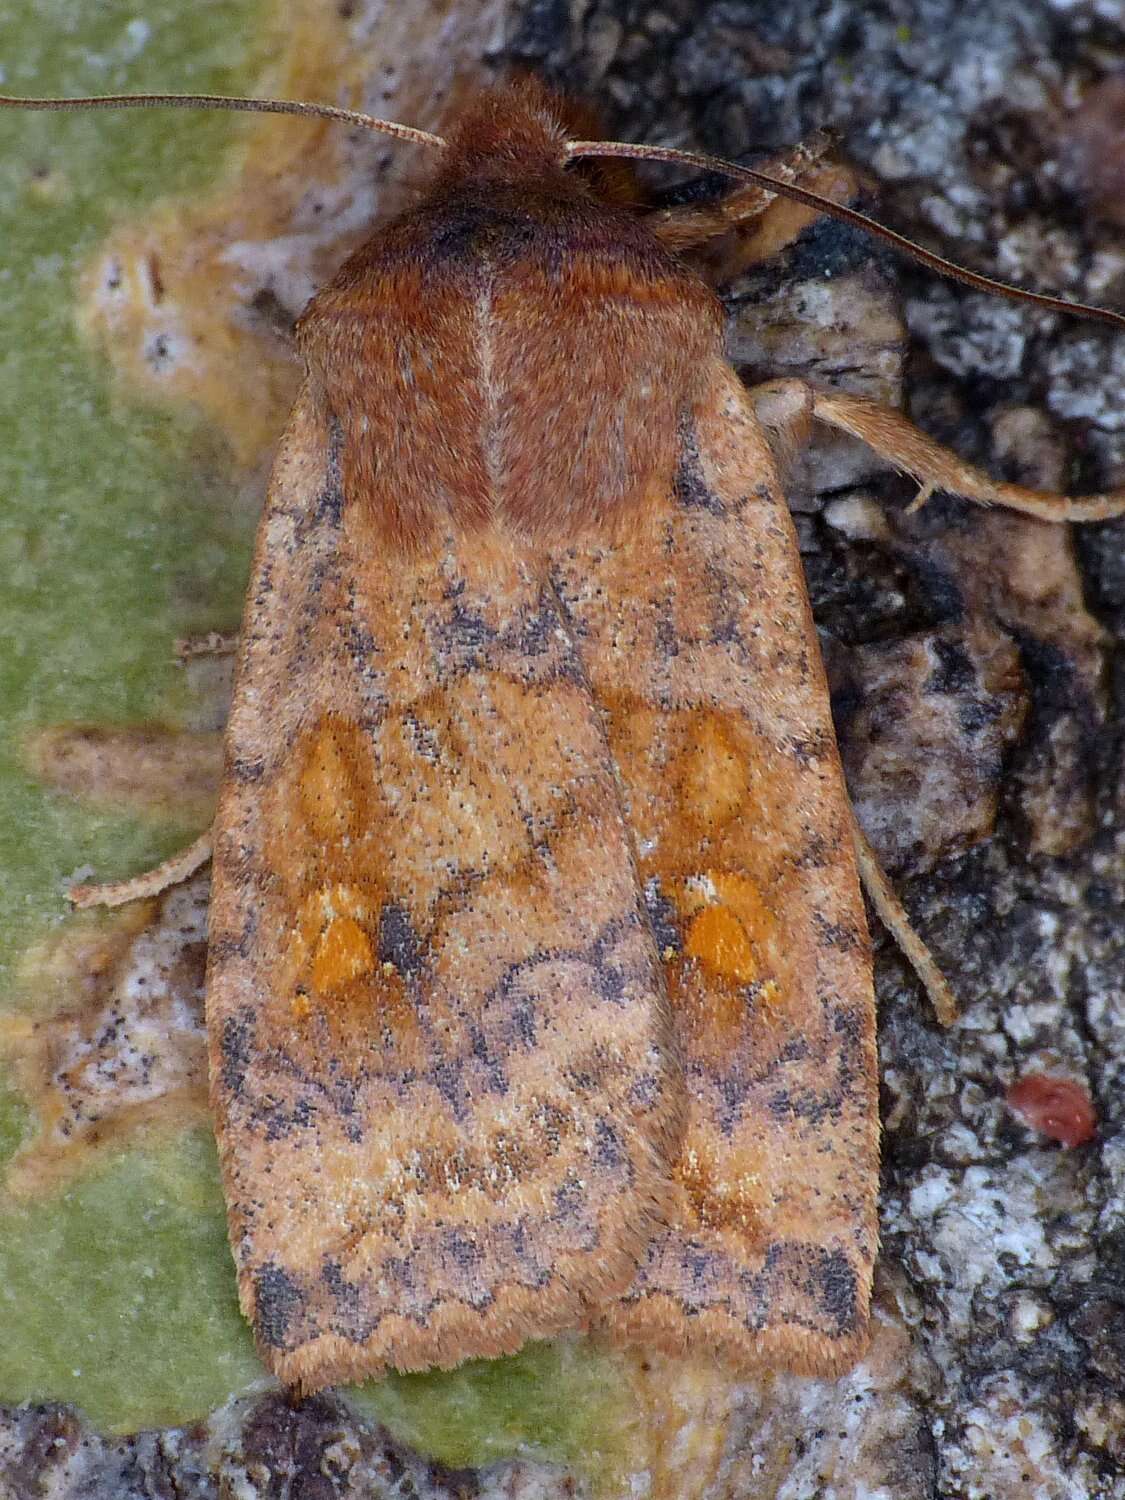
top-left (566, 139), bottom-right (1125, 333)
top-left (0, 92), bottom-right (447, 151)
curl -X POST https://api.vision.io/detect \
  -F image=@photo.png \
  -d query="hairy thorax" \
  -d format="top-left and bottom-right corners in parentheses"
top-left (297, 177), bottom-right (724, 550)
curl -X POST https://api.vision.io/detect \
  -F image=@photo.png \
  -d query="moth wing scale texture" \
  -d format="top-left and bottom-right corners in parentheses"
top-left (207, 81), bottom-right (877, 1387)
top-left (206, 389), bottom-right (681, 1391)
top-left (554, 361), bottom-right (879, 1375)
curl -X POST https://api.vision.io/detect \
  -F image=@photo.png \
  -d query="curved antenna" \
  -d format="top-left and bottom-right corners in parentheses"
top-left (0, 92), bottom-right (447, 151)
top-left (565, 137), bottom-right (1125, 333)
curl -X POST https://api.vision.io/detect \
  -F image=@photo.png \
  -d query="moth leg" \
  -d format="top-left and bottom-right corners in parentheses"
top-left (746, 374), bottom-right (1125, 1021)
top-left (851, 815), bottom-right (958, 1026)
top-left (646, 135), bottom-right (856, 264)
top-left (746, 377), bottom-right (961, 1022)
top-left (749, 379), bottom-right (1125, 523)
top-left (742, 377), bottom-right (816, 469)
top-left (175, 630), bottom-right (239, 661)
top-left (68, 828), bottom-right (213, 910)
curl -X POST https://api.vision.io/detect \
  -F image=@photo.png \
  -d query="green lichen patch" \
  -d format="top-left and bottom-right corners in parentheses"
top-left (0, 0), bottom-right (268, 990)
top-left (0, 0), bottom-right (276, 1440)
top-left (353, 1338), bottom-right (638, 1482)
top-left (0, 1129), bottom-right (261, 1431)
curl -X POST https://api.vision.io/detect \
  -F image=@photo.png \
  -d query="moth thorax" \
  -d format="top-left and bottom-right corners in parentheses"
top-left (298, 183), bottom-right (724, 550)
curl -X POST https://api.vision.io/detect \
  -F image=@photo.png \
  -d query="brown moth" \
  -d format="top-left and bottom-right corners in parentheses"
top-left (5, 76), bottom-right (1124, 1395)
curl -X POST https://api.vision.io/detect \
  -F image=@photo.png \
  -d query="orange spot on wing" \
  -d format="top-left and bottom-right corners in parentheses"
top-left (674, 714), bottom-right (746, 827)
top-left (674, 872), bottom-right (792, 1053)
top-left (681, 872), bottom-right (781, 986)
top-left (685, 905), bottom-right (758, 984)
top-left (267, 713), bottom-right (394, 1026)
top-left (295, 714), bottom-right (379, 843)
top-left (676, 1142), bottom-right (766, 1237)
top-left (312, 914), bottom-right (375, 994)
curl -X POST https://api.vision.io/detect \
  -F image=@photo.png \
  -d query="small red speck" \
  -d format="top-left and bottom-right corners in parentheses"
top-left (1007, 1074), bottom-right (1096, 1149)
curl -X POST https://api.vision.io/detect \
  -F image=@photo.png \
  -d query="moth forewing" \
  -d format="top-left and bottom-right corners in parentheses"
top-left (558, 363), bottom-right (878, 1372)
top-left (207, 390), bottom-right (684, 1390)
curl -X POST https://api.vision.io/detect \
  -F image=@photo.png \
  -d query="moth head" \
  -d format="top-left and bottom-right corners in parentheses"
top-left (429, 79), bottom-right (642, 208)
top-left (434, 78), bottom-right (572, 186)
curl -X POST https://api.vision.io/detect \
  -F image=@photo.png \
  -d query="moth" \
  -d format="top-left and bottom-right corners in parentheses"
top-left (4, 76), bottom-right (1123, 1395)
